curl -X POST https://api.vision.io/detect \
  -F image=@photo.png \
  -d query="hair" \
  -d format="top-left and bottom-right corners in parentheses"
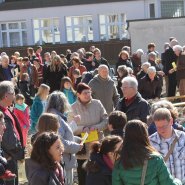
top-left (1, 55), bottom-right (9, 62)
top-left (117, 65), bottom-right (128, 78)
top-left (148, 43), bottom-right (156, 49)
top-left (70, 52), bottom-right (79, 60)
top-left (22, 57), bottom-right (29, 62)
top-left (170, 39), bottom-right (178, 47)
top-left (173, 45), bottom-right (183, 52)
top-left (36, 84), bottom-right (50, 100)
top-left (150, 100), bottom-right (178, 120)
top-left (60, 77), bottom-right (76, 94)
top-left (33, 57), bottom-right (40, 63)
top-left (21, 73), bottom-right (29, 81)
top-left (141, 62), bottom-right (151, 69)
top-left (108, 111), bottom-right (127, 130)
top-left (153, 108), bottom-right (171, 122)
top-left (121, 46), bottom-right (130, 53)
top-left (37, 113), bottom-right (60, 133)
top-left (36, 46), bottom-right (42, 50)
top-left (27, 47), bottom-right (34, 55)
top-left (148, 51), bottom-right (156, 58)
top-left (86, 52), bottom-right (94, 59)
top-left (94, 48), bottom-right (101, 54)
top-left (0, 81), bottom-right (14, 100)
top-left (72, 57), bottom-right (82, 65)
top-left (121, 76), bottom-right (138, 90)
top-left (76, 83), bottom-right (91, 94)
top-left (147, 66), bottom-right (156, 74)
top-left (119, 50), bottom-right (129, 59)
top-left (136, 49), bottom-right (144, 55)
top-left (120, 120), bottom-right (157, 169)
top-left (46, 91), bottom-right (71, 114)
top-left (14, 51), bottom-right (20, 57)
top-left (50, 55), bottom-right (65, 72)
top-left (31, 132), bottom-right (63, 170)
top-left (44, 52), bottom-right (50, 57)
top-left (17, 57), bottom-right (23, 62)
top-left (73, 68), bottom-right (81, 76)
top-left (98, 64), bottom-right (109, 72)
top-left (15, 94), bottom-right (25, 102)
top-left (169, 37), bottom-right (176, 42)
top-left (164, 42), bottom-right (170, 50)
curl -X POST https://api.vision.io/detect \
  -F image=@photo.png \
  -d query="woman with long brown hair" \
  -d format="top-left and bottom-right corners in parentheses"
top-left (112, 120), bottom-right (182, 185)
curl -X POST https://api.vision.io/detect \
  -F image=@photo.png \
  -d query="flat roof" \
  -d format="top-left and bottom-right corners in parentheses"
top-left (0, 0), bottom-right (137, 11)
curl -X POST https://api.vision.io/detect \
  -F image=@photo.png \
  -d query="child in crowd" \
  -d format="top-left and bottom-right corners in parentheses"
top-left (84, 135), bottom-right (123, 185)
top-left (19, 73), bottom-right (32, 106)
top-left (14, 94), bottom-right (30, 147)
top-left (73, 69), bottom-right (82, 90)
top-left (108, 111), bottom-right (127, 138)
top-left (61, 77), bottom-right (76, 105)
top-left (30, 84), bottom-right (50, 134)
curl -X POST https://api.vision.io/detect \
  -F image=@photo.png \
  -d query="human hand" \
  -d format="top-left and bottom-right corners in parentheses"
top-left (83, 127), bottom-right (90, 133)
top-left (73, 115), bottom-right (81, 123)
top-left (89, 127), bottom-right (96, 132)
top-left (169, 69), bottom-right (175, 74)
top-left (79, 144), bottom-right (84, 151)
top-left (157, 71), bottom-right (165, 76)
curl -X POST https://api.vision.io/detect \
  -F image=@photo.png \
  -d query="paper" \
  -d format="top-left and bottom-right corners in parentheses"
top-left (69, 120), bottom-right (78, 132)
top-left (81, 130), bottom-right (99, 143)
top-left (80, 132), bottom-right (89, 144)
top-left (172, 62), bottom-right (177, 69)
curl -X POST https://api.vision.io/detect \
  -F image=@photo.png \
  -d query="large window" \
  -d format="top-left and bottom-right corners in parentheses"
top-left (99, 14), bottom-right (128, 41)
top-left (33, 18), bottom-right (60, 45)
top-left (161, 0), bottom-right (184, 17)
top-left (1, 22), bottom-right (27, 47)
top-left (66, 15), bottom-right (93, 43)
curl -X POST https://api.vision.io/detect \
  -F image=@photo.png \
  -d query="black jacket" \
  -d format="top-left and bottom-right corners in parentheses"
top-left (117, 93), bottom-right (150, 123)
top-left (0, 65), bottom-right (13, 82)
top-left (115, 58), bottom-right (133, 73)
top-left (138, 74), bottom-right (162, 100)
top-left (85, 153), bottom-right (112, 185)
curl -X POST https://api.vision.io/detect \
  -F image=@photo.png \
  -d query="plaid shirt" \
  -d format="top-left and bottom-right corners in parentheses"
top-left (149, 129), bottom-right (185, 182)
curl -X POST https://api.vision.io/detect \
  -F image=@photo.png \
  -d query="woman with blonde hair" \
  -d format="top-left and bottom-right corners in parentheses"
top-left (30, 84), bottom-right (50, 133)
top-left (44, 55), bottom-right (67, 92)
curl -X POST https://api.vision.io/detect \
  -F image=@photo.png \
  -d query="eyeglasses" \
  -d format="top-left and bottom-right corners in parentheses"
top-left (81, 91), bottom-right (91, 95)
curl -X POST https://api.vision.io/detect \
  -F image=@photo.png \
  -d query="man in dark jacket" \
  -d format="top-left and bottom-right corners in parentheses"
top-left (0, 81), bottom-right (24, 185)
top-left (138, 66), bottom-right (162, 100)
top-left (117, 76), bottom-right (150, 123)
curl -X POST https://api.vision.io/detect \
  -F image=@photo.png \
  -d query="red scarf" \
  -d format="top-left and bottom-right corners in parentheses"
top-left (103, 154), bottom-right (114, 170)
top-left (55, 163), bottom-right (64, 185)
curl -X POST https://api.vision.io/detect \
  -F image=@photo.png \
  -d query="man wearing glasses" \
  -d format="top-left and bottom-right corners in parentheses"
top-left (0, 81), bottom-right (24, 185)
top-left (150, 108), bottom-right (185, 183)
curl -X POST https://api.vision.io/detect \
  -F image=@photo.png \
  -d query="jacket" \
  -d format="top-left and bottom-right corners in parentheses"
top-left (117, 93), bottom-right (150, 123)
top-left (93, 57), bottom-right (110, 69)
top-left (25, 158), bottom-right (63, 185)
top-left (89, 75), bottom-right (120, 114)
top-left (112, 154), bottom-right (182, 185)
top-left (138, 74), bottom-right (162, 99)
top-left (85, 153), bottom-right (112, 185)
top-left (0, 65), bottom-right (13, 82)
top-left (176, 51), bottom-right (185, 81)
top-left (47, 109), bottom-right (81, 170)
top-left (115, 58), bottom-right (133, 73)
top-left (63, 89), bottom-right (76, 105)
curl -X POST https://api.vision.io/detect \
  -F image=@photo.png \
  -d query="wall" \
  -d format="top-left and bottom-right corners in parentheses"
top-left (128, 17), bottom-right (185, 56)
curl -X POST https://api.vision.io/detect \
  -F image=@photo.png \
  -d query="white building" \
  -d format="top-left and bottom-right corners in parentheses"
top-left (0, 0), bottom-right (184, 48)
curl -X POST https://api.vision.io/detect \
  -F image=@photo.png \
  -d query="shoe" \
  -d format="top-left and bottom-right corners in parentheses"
top-left (0, 170), bottom-right (16, 181)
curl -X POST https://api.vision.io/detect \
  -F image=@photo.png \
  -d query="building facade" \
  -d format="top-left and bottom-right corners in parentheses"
top-left (0, 0), bottom-right (184, 48)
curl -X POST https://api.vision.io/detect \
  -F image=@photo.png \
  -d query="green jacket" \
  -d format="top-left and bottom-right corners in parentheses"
top-left (112, 154), bottom-right (182, 185)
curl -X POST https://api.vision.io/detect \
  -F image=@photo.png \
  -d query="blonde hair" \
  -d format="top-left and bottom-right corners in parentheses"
top-left (50, 55), bottom-right (64, 72)
top-left (36, 84), bottom-right (50, 100)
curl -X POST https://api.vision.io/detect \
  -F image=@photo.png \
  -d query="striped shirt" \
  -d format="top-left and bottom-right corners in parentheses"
top-left (149, 129), bottom-right (185, 182)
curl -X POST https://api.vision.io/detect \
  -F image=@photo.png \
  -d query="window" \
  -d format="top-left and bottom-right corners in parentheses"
top-left (161, 0), bottom-right (184, 17)
top-left (33, 18), bottom-right (60, 45)
top-left (149, 3), bottom-right (155, 18)
top-left (66, 15), bottom-right (93, 43)
top-left (0, 21), bottom-right (27, 47)
top-left (99, 14), bottom-right (128, 41)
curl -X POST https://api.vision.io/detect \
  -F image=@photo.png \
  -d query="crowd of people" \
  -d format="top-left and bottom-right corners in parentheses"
top-left (0, 37), bottom-right (184, 185)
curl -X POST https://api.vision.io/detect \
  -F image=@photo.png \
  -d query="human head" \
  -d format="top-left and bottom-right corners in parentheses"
top-left (169, 37), bottom-right (176, 42)
top-left (37, 113), bottom-right (60, 133)
top-left (70, 52), bottom-right (79, 60)
top-left (22, 57), bottom-right (30, 66)
top-left (10, 55), bottom-right (17, 64)
top-left (0, 81), bottom-right (15, 107)
top-left (136, 49), bottom-right (144, 58)
top-left (16, 57), bottom-right (23, 66)
top-left (147, 43), bottom-right (156, 52)
top-left (33, 58), bottom-right (41, 66)
top-left (119, 50), bottom-right (129, 60)
top-left (147, 66), bottom-right (156, 81)
top-left (72, 57), bottom-right (82, 68)
top-left (90, 45), bottom-right (95, 53)
top-left (44, 52), bottom-right (51, 62)
top-left (36, 46), bottom-right (42, 53)
top-left (141, 62), bottom-right (151, 73)
top-left (94, 48), bottom-right (101, 59)
top-left (0, 111), bottom-right (6, 141)
top-left (163, 42), bottom-right (170, 51)
top-left (117, 65), bottom-right (128, 78)
top-left (86, 52), bottom-right (94, 61)
top-left (21, 73), bottom-right (29, 81)
top-left (76, 83), bottom-right (92, 103)
top-left (98, 65), bottom-right (109, 79)
top-left (121, 46), bottom-right (131, 54)
top-left (14, 51), bottom-right (20, 58)
top-left (173, 45), bottom-right (183, 56)
top-left (148, 51), bottom-right (156, 62)
top-left (36, 84), bottom-right (50, 100)
top-left (31, 132), bottom-right (64, 170)
top-left (127, 67), bottom-right (134, 76)
top-left (15, 94), bottom-right (25, 105)
top-left (121, 76), bottom-right (138, 98)
top-left (61, 77), bottom-right (73, 91)
top-left (51, 51), bottom-right (57, 60)
top-left (153, 108), bottom-right (173, 139)
top-left (170, 39), bottom-right (178, 48)
top-left (73, 68), bottom-right (81, 79)
top-left (27, 47), bottom-right (34, 55)
top-left (46, 91), bottom-right (71, 114)
top-left (108, 111), bottom-right (127, 131)
top-left (1, 55), bottom-right (9, 68)
top-left (121, 120), bottom-right (157, 169)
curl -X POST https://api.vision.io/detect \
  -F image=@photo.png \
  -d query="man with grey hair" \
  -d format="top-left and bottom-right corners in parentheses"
top-left (150, 108), bottom-right (185, 182)
top-left (89, 65), bottom-right (119, 114)
top-left (137, 62), bottom-right (151, 80)
top-left (117, 76), bottom-right (150, 122)
top-left (0, 81), bottom-right (24, 185)
top-left (163, 39), bottom-right (178, 97)
top-left (138, 66), bottom-right (162, 100)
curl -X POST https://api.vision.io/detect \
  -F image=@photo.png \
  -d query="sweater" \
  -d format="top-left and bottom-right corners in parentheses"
top-left (112, 154), bottom-right (182, 185)
top-left (63, 88), bottom-right (76, 105)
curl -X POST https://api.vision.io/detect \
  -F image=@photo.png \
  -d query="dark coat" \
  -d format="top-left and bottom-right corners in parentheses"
top-left (138, 74), bottom-right (162, 99)
top-left (85, 153), bottom-right (112, 185)
top-left (115, 58), bottom-right (133, 73)
top-left (0, 149), bottom-right (7, 185)
top-left (117, 93), bottom-right (150, 123)
top-left (176, 51), bottom-right (185, 81)
top-left (93, 57), bottom-right (110, 69)
top-left (0, 65), bottom-right (13, 82)
top-left (25, 159), bottom-right (63, 185)
top-left (137, 70), bottom-right (146, 80)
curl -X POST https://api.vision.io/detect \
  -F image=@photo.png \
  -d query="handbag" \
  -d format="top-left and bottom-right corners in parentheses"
top-left (140, 160), bottom-right (148, 185)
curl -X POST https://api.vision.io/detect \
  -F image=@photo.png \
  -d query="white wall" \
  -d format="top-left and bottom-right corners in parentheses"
top-left (129, 17), bottom-right (185, 57)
